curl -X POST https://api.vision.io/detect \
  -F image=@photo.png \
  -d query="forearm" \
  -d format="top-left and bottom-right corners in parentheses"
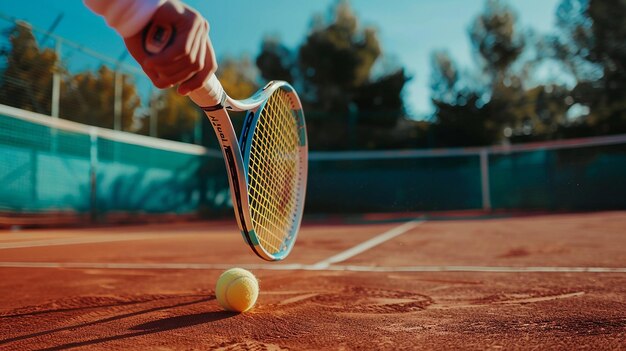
top-left (84, 0), bottom-right (168, 38)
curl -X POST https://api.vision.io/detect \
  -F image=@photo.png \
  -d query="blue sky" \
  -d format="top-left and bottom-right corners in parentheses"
top-left (0, 0), bottom-right (560, 117)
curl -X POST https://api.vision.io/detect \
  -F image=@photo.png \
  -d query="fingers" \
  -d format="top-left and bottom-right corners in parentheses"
top-left (149, 20), bottom-right (206, 77)
top-left (145, 19), bottom-right (212, 90)
top-left (146, 16), bottom-right (204, 66)
top-left (178, 39), bottom-right (216, 95)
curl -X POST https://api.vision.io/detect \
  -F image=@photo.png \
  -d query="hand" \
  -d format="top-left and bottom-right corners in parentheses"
top-left (123, 0), bottom-right (217, 95)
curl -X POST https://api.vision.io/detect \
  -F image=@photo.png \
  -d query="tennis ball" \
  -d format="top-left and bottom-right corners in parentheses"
top-left (215, 268), bottom-right (259, 312)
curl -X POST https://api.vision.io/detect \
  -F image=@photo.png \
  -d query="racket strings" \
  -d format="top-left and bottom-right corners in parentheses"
top-left (248, 140), bottom-right (297, 249)
top-left (247, 89), bottom-right (302, 254)
top-left (248, 104), bottom-right (299, 250)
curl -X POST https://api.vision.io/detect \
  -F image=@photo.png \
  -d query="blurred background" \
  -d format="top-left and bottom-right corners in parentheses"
top-left (0, 0), bottom-right (624, 226)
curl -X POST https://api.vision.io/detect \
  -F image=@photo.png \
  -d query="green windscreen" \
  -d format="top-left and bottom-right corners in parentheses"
top-left (0, 121), bottom-right (90, 212)
top-left (0, 105), bottom-right (229, 222)
top-left (489, 143), bottom-right (626, 210)
top-left (305, 137), bottom-right (626, 213)
top-left (306, 154), bottom-right (483, 213)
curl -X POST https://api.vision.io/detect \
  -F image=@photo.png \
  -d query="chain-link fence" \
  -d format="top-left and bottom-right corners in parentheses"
top-left (0, 14), bottom-right (202, 144)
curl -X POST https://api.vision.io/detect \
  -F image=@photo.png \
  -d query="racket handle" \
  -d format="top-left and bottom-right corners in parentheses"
top-left (144, 23), bottom-right (225, 107)
top-left (188, 74), bottom-right (225, 107)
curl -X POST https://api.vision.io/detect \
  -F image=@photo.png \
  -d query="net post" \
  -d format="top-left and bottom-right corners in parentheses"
top-left (149, 88), bottom-right (158, 137)
top-left (50, 38), bottom-right (62, 154)
top-left (30, 148), bottom-right (38, 203)
top-left (113, 70), bottom-right (123, 131)
top-left (51, 38), bottom-right (61, 118)
top-left (89, 128), bottom-right (99, 223)
top-left (480, 148), bottom-right (492, 211)
top-left (194, 109), bottom-right (203, 145)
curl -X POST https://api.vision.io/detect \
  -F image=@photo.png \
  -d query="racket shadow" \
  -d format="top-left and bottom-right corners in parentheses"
top-left (37, 311), bottom-right (235, 351)
top-left (130, 310), bottom-right (237, 332)
top-left (9, 297), bottom-right (219, 350)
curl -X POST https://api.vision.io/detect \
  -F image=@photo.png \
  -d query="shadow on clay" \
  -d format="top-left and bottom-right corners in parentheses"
top-left (1, 296), bottom-right (218, 350)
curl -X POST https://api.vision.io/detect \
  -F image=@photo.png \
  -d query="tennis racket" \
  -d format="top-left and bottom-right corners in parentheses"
top-left (144, 24), bottom-right (308, 261)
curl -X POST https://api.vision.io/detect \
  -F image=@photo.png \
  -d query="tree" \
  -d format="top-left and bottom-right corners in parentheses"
top-left (430, 50), bottom-right (460, 106)
top-left (429, 1), bottom-right (523, 147)
top-left (470, 0), bottom-right (525, 82)
top-left (429, 50), bottom-right (497, 146)
top-left (256, 0), bottom-right (411, 150)
top-left (298, 0), bottom-right (382, 114)
top-left (0, 22), bottom-right (57, 114)
top-left (59, 65), bottom-right (140, 130)
top-left (429, 0), bottom-right (568, 146)
top-left (469, 0), bottom-right (526, 142)
top-left (137, 87), bottom-right (200, 142)
top-left (256, 37), bottom-right (294, 83)
top-left (555, 0), bottom-right (626, 134)
top-left (353, 68), bottom-right (408, 126)
top-left (218, 56), bottom-right (259, 100)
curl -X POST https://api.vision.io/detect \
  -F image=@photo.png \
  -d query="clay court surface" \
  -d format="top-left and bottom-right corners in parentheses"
top-left (1, 211), bottom-right (625, 350)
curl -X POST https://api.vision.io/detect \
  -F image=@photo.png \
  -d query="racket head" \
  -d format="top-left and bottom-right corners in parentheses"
top-left (238, 81), bottom-right (308, 261)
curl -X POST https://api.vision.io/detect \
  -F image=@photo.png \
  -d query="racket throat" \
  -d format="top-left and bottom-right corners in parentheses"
top-left (203, 109), bottom-right (253, 237)
top-left (207, 114), bottom-right (230, 144)
top-left (222, 145), bottom-right (249, 232)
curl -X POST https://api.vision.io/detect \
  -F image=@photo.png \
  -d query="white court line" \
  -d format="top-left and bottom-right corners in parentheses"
top-left (331, 265), bottom-right (626, 273)
top-left (0, 262), bottom-right (625, 273)
top-left (311, 219), bottom-right (424, 269)
top-left (0, 235), bottom-right (160, 249)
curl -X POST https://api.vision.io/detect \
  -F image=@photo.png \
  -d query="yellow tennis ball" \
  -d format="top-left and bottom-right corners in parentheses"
top-left (215, 268), bottom-right (259, 312)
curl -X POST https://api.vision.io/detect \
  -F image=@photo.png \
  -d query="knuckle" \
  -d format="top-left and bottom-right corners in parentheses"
top-left (209, 62), bottom-right (217, 75)
top-left (196, 59), bottom-right (205, 72)
top-left (189, 81), bottom-right (203, 91)
top-left (153, 78), bottom-right (170, 89)
top-left (154, 81), bottom-right (168, 89)
top-left (192, 60), bottom-right (202, 71)
top-left (195, 73), bottom-right (209, 86)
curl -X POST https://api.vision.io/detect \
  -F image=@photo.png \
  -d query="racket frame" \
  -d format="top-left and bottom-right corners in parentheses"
top-left (192, 80), bottom-right (308, 261)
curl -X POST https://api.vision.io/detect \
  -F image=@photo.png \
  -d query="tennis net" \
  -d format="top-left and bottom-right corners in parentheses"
top-left (306, 134), bottom-right (626, 213)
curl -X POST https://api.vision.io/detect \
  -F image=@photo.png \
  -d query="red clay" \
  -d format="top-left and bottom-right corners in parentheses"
top-left (1, 212), bottom-right (625, 350)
